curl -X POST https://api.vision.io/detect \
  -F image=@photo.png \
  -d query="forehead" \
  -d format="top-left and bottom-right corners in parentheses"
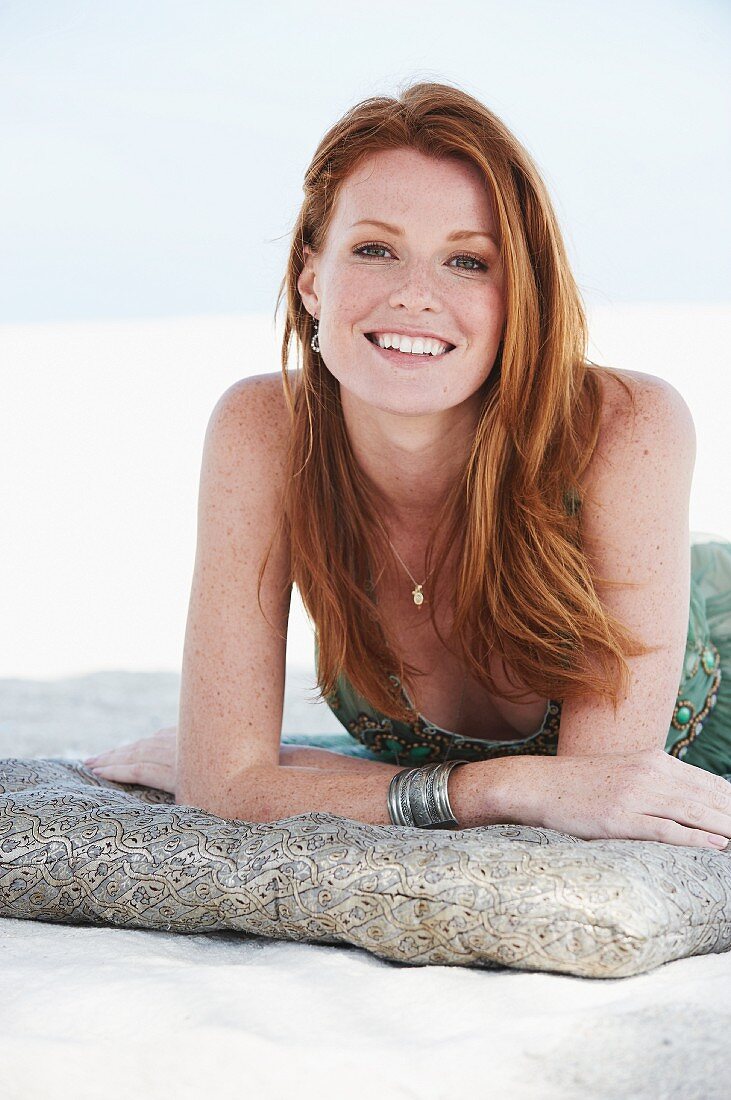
top-left (330, 146), bottom-right (499, 237)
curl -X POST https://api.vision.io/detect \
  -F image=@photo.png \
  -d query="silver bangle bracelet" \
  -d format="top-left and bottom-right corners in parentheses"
top-left (387, 759), bottom-right (468, 829)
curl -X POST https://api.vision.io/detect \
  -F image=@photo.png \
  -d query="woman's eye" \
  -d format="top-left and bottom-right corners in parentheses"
top-left (353, 243), bottom-right (487, 272)
top-left (450, 253), bottom-right (488, 272)
top-left (353, 243), bottom-right (392, 259)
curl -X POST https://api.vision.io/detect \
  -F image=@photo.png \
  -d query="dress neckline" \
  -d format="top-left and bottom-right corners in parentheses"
top-left (365, 565), bottom-right (551, 745)
top-left (394, 675), bottom-right (552, 746)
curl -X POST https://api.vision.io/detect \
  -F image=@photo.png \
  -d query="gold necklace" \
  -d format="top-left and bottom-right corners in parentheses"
top-left (385, 536), bottom-right (435, 607)
top-left (382, 534), bottom-right (468, 733)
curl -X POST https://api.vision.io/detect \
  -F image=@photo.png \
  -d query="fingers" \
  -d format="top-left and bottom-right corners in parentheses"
top-left (85, 758), bottom-right (175, 793)
top-left (706, 774), bottom-right (731, 812)
top-left (658, 752), bottom-right (731, 806)
top-left (83, 733), bottom-right (176, 769)
top-left (618, 762), bottom-right (730, 847)
top-left (81, 730), bottom-right (177, 795)
top-left (629, 753), bottom-right (731, 847)
top-left (84, 747), bottom-right (155, 767)
top-left (625, 812), bottom-right (729, 850)
top-left (646, 796), bottom-right (731, 844)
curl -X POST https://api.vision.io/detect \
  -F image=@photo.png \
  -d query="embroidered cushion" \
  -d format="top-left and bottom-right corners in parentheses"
top-left (2, 757), bottom-right (730, 979)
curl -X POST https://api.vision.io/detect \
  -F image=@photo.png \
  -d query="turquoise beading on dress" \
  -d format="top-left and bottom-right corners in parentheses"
top-left (307, 535), bottom-right (731, 776)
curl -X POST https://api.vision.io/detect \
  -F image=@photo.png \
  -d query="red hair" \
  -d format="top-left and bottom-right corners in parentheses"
top-left (260, 80), bottom-right (656, 722)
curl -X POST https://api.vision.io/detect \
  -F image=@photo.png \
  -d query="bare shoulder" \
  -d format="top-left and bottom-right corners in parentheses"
top-left (195, 369), bottom-right (295, 563)
top-left (200, 372), bottom-right (295, 514)
top-left (585, 366), bottom-right (696, 484)
top-left (209, 370), bottom-right (293, 460)
top-left (592, 364), bottom-right (689, 422)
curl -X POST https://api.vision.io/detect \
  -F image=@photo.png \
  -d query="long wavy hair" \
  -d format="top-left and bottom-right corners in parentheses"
top-left (259, 79), bottom-right (659, 723)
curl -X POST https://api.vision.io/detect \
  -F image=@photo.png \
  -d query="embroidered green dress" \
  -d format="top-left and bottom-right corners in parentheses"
top-left (292, 535), bottom-right (731, 777)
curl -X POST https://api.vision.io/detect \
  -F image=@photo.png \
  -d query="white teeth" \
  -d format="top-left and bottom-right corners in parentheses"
top-left (370, 333), bottom-right (449, 356)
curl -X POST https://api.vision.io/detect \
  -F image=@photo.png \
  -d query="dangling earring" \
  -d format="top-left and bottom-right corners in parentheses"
top-left (310, 316), bottom-right (321, 353)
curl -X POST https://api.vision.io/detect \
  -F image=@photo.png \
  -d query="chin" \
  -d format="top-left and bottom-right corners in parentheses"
top-left (360, 386), bottom-right (470, 418)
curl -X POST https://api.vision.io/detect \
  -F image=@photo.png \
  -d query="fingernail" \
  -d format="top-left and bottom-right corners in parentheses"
top-left (707, 834), bottom-right (729, 849)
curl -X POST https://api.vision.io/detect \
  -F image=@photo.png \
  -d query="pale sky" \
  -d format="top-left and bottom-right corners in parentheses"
top-left (1, 0), bottom-right (730, 323)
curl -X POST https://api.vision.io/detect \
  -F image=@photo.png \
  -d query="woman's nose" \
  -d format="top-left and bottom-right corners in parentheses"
top-left (387, 261), bottom-right (443, 313)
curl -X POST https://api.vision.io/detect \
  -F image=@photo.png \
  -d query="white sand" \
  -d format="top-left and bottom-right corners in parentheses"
top-left (2, 916), bottom-right (730, 1100)
top-left (1, 672), bottom-right (731, 1098)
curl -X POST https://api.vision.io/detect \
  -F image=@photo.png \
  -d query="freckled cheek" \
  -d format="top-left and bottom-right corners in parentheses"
top-left (327, 284), bottom-right (382, 334)
top-left (332, 273), bottom-right (382, 314)
top-left (458, 290), bottom-right (505, 342)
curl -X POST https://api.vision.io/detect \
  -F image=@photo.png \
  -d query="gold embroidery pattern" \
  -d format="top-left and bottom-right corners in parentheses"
top-left (347, 701), bottom-right (563, 765)
top-left (347, 712), bottom-right (395, 742)
top-left (667, 642), bottom-right (722, 759)
top-left (346, 714), bottom-right (455, 764)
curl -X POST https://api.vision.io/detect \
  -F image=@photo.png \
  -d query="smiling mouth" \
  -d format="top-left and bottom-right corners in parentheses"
top-left (364, 333), bottom-right (456, 357)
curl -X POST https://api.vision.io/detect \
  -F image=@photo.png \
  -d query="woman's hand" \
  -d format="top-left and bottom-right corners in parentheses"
top-left (83, 726), bottom-right (178, 794)
top-left (509, 748), bottom-right (731, 849)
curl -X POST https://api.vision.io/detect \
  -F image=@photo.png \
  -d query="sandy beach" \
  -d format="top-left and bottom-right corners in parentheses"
top-left (2, 670), bottom-right (730, 1099)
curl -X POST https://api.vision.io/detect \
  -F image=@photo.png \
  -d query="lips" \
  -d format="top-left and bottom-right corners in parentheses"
top-left (365, 333), bottom-right (456, 352)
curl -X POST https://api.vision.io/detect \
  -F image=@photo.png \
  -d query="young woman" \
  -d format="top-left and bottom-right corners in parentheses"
top-left (84, 82), bottom-right (731, 848)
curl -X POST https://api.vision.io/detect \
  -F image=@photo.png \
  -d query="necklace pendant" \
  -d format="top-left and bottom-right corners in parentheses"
top-left (412, 585), bottom-right (424, 606)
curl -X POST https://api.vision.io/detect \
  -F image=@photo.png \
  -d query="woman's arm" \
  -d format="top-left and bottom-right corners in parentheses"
top-left (85, 730), bottom-right (403, 788)
top-left (174, 375), bottom-right (294, 809)
top-left (556, 371), bottom-right (697, 758)
top-left (178, 748), bottom-right (518, 827)
top-left (179, 745), bottom-right (730, 846)
top-left (85, 729), bottom-right (514, 824)
top-left (84, 721), bottom-right (731, 844)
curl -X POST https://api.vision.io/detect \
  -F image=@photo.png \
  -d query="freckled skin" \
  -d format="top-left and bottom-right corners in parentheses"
top-left (297, 146), bottom-right (507, 527)
top-left (91, 146), bottom-right (731, 849)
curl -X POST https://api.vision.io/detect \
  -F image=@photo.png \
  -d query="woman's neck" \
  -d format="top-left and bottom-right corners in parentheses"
top-left (340, 386), bottom-right (481, 528)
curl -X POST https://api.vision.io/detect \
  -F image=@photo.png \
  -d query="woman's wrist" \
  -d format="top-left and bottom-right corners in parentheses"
top-left (447, 755), bottom-right (529, 829)
top-left (278, 744), bottom-right (540, 830)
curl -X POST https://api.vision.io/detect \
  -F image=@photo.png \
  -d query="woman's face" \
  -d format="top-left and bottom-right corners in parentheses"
top-left (298, 146), bottom-right (506, 418)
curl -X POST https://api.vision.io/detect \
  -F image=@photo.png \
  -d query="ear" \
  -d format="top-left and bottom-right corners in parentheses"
top-left (297, 245), bottom-right (320, 318)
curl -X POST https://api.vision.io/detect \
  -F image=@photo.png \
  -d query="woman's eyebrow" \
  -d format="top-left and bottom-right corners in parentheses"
top-left (348, 218), bottom-right (498, 247)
